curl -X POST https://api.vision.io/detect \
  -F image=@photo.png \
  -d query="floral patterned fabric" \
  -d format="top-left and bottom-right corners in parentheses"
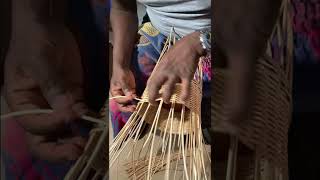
top-left (291, 0), bottom-right (320, 64)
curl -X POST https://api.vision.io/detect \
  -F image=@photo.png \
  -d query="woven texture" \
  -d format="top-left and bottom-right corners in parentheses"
top-left (140, 81), bottom-right (202, 134)
top-left (212, 0), bottom-right (293, 177)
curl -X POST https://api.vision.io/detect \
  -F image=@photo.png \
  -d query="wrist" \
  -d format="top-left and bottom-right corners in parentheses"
top-left (190, 32), bottom-right (206, 56)
top-left (112, 49), bottom-right (132, 70)
top-left (198, 29), bottom-right (211, 54)
top-left (112, 61), bottom-right (131, 72)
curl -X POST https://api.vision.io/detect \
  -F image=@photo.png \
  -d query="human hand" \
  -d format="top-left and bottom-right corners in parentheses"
top-left (110, 66), bottom-right (137, 112)
top-left (4, 27), bottom-right (88, 162)
top-left (146, 32), bottom-right (205, 105)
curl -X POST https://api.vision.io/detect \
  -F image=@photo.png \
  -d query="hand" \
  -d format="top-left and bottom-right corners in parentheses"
top-left (147, 32), bottom-right (205, 105)
top-left (110, 66), bottom-right (137, 112)
top-left (4, 27), bottom-right (88, 162)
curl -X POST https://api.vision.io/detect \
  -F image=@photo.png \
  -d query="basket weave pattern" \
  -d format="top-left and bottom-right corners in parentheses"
top-left (212, 0), bottom-right (293, 178)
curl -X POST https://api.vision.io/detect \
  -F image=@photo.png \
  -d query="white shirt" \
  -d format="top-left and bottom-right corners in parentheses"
top-left (137, 0), bottom-right (211, 37)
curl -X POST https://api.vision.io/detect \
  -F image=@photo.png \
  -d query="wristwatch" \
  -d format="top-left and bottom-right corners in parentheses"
top-left (199, 29), bottom-right (211, 54)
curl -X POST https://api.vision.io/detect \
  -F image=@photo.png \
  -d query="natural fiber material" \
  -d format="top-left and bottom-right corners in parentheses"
top-left (0, 109), bottom-right (108, 180)
top-left (0, 109), bottom-right (106, 125)
top-left (65, 127), bottom-right (108, 180)
top-left (109, 28), bottom-right (210, 180)
top-left (212, 0), bottom-right (293, 179)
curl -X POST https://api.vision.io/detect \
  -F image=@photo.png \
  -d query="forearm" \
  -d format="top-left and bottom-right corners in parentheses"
top-left (214, 0), bottom-right (281, 65)
top-left (213, 0), bottom-right (282, 121)
top-left (12, 0), bottom-right (67, 37)
top-left (214, 0), bottom-right (282, 97)
top-left (227, 55), bottom-right (255, 105)
top-left (111, 0), bottom-right (138, 69)
top-left (9, 0), bottom-right (69, 84)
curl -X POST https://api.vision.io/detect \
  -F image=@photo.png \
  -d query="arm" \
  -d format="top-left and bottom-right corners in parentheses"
top-left (10, 0), bottom-right (68, 92)
top-left (109, 0), bottom-right (138, 112)
top-left (111, 0), bottom-right (138, 69)
top-left (213, 0), bottom-right (282, 132)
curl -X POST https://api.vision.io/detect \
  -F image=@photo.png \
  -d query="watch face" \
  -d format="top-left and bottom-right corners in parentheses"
top-left (200, 31), bottom-right (211, 51)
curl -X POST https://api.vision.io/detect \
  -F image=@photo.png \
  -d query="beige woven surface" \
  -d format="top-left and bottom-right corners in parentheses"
top-left (212, 0), bottom-right (293, 178)
top-left (141, 81), bottom-right (202, 115)
top-left (139, 80), bottom-right (202, 134)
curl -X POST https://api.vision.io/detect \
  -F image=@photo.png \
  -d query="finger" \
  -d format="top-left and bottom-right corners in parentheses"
top-left (16, 111), bottom-right (74, 135)
top-left (118, 104), bottom-right (137, 113)
top-left (27, 133), bottom-right (83, 162)
top-left (162, 77), bottom-right (178, 104)
top-left (180, 78), bottom-right (191, 103)
top-left (110, 88), bottom-right (134, 104)
top-left (58, 136), bottom-right (87, 150)
top-left (147, 76), bottom-right (167, 105)
top-left (4, 74), bottom-right (80, 135)
top-left (42, 143), bottom-right (83, 162)
top-left (113, 96), bottom-right (134, 104)
top-left (122, 85), bottom-right (136, 98)
top-left (49, 87), bottom-right (88, 117)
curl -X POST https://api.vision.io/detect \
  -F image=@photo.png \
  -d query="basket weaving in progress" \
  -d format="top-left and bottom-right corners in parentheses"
top-left (212, 0), bottom-right (293, 179)
top-left (109, 29), bottom-right (211, 180)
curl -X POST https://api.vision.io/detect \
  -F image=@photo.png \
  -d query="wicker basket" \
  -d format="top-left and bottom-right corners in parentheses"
top-left (212, 0), bottom-right (293, 179)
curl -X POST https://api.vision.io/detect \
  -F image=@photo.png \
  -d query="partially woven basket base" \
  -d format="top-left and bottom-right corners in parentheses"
top-left (138, 81), bottom-right (202, 134)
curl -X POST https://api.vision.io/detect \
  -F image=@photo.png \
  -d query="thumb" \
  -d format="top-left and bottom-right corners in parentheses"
top-left (39, 75), bottom-right (88, 122)
top-left (50, 92), bottom-right (88, 117)
top-left (122, 83), bottom-right (136, 98)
